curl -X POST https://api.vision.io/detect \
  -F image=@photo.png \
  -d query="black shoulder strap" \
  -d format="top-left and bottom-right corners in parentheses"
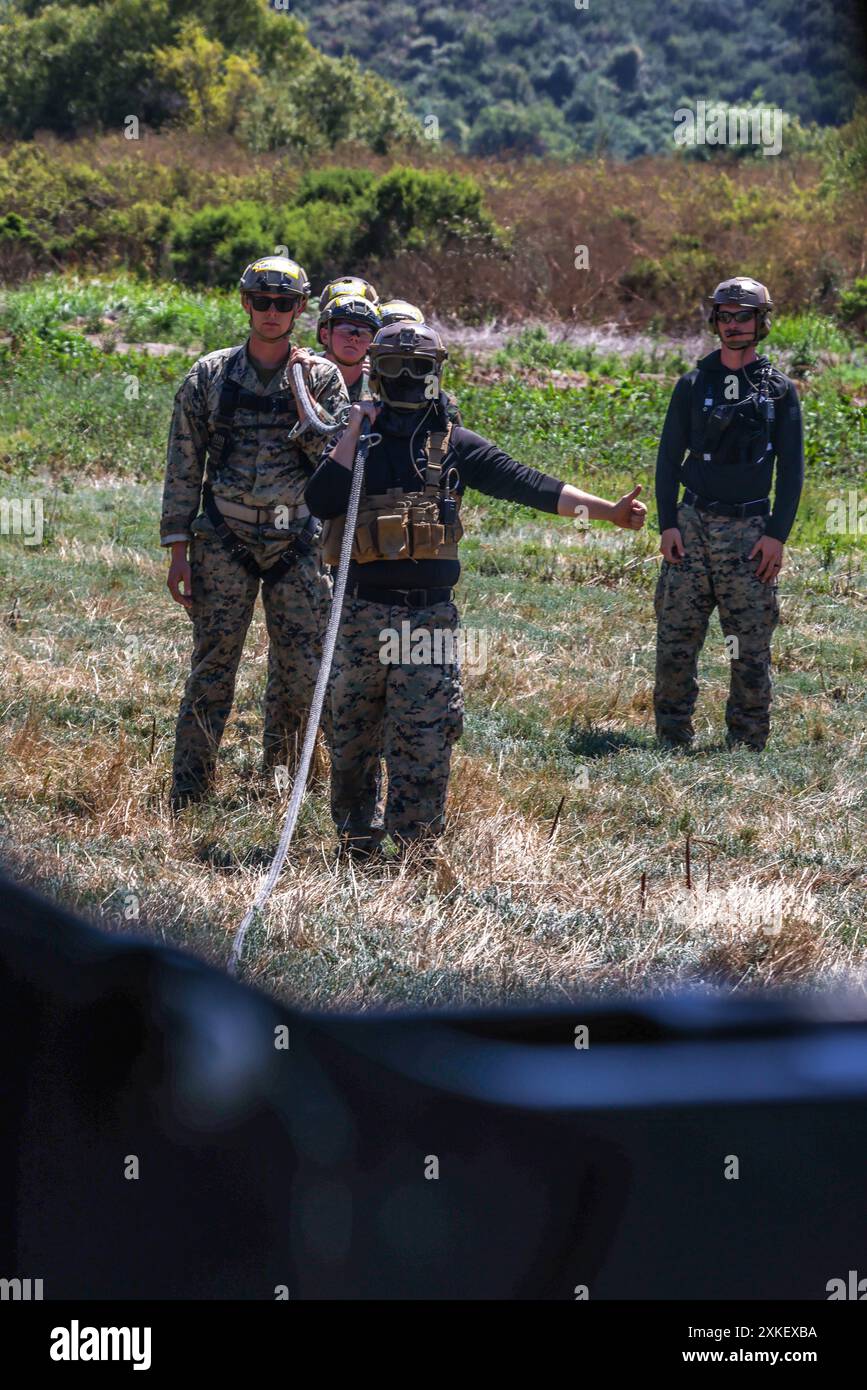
top-left (208, 346), bottom-right (246, 475)
top-left (690, 367), bottom-right (713, 459)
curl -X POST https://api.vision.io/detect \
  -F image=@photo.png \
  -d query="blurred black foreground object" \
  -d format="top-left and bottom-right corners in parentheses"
top-left (2, 871), bottom-right (867, 1300)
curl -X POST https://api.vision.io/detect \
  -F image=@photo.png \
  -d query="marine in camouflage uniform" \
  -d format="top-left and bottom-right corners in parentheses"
top-left (654, 278), bottom-right (804, 750)
top-left (162, 256), bottom-right (349, 808)
top-left (313, 292), bottom-right (464, 838)
top-left (305, 322), bottom-right (647, 860)
top-left (316, 278), bottom-right (381, 404)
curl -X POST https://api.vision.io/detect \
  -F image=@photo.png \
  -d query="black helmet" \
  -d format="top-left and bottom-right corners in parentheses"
top-left (239, 255), bottom-right (311, 302)
top-left (708, 277), bottom-right (773, 339)
top-left (368, 322), bottom-right (448, 412)
top-left (378, 298), bottom-right (425, 328)
top-left (317, 293), bottom-right (382, 336)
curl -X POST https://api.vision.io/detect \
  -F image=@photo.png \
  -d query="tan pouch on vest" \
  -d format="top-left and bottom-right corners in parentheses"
top-left (352, 522), bottom-right (377, 562)
top-left (408, 500), bottom-right (440, 559)
top-left (321, 517), bottom-right (345, 566)
top-left (412, 522), bottom-right (447, 559)
top-left (375, 513), bottom-right (410, 560)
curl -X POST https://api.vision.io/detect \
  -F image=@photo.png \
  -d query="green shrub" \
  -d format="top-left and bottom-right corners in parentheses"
top-left (276, 202), bottom-right (367, 279)
top-left (819, 100), bottom-right (867, 200)
top-left (169, 201), bottom-right (277, 285)
top-left (619, 248), bottom-right (717, 313)
top-left (838, 278), bottom-right (867, 331)
top-left (606, 44), bottom-right (643, 92)
top-left (0, 212), bottom-right (41, 249)
top-left (294, 168), bottom-right (376, 208)
top-left (364, 166), bottom-right (502, 257)
top-left (162, 165), bottom-right (503, 284)
top-left (469, 100), bottom-right (569, 158)
top-left (238, 46), bottom-right (421, 156)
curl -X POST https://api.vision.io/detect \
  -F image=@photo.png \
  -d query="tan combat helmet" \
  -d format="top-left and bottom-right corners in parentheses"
top-left (708, 277), bottom-right (773, 339)
top-left (368, 321), bottom-right (448, 411)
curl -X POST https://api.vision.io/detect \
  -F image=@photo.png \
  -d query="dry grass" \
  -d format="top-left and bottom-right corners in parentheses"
top-left (1, 294), bottom-right (864, 1008)
top-left (2, 511), bottom-right (865, 1011)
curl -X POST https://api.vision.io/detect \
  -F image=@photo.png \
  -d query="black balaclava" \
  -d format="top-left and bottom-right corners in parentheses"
top-left (378, 395), bottom-right (446, 438)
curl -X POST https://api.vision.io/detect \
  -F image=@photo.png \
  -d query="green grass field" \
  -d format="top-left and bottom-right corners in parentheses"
top-left (1, 275), bottom-right (865, 1008)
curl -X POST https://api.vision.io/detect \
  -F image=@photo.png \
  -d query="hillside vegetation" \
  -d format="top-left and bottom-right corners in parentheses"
top-left (1, 121), bottom-right (866, 330)
top-left (1, 0), bottom-right (865, 161)
top-left (291, 0), bottom-right (867, 157)
top-left (0, 0), bottom-right (421, 151)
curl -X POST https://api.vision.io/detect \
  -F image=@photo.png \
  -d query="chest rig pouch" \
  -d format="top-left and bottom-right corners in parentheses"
top-left (688, 367), bottom-right (781, 472)
top-left (322, 422), bottom-right (463, 565)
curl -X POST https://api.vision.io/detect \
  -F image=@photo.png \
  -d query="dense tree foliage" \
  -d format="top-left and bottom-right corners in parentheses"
top-left (0, 0), bottom-right (421, 152)
top-left (288, 0), bottom-right (867, 158)
top-left (1, 0), bottom-right (863, 157)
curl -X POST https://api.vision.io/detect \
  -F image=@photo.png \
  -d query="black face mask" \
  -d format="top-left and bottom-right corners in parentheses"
top-left (378, 398), bottom-right (443, 438)
top-left (380, 374), bottom-right (431, 408)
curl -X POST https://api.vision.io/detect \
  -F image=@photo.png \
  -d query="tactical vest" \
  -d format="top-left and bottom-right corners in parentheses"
top-left (207, 345), bottom-right (311, 482)
top-left (687, 365), bottom-right (783, 472)
top-left (321, 422), bottom-right (463, 566)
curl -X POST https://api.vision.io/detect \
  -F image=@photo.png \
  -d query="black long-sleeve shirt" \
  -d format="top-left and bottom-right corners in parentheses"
top-left (305, 409), bottom-right (565, 589)
top-left (655, 350), bottom-right (804, 542)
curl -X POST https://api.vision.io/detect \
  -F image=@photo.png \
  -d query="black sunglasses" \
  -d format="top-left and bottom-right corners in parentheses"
top-left (248, 294), bottom-right (301, 313)
top-left (717, 308), bottom-right (757, 324)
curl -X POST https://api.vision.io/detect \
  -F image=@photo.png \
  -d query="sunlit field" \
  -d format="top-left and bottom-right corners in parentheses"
top-left (1, 276), bottom-right (865, 1008)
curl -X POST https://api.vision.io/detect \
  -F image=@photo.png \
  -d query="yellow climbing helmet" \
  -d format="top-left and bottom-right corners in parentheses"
top-left (318, 276), bottom-right (379, 313)
top-left (239, 255), bottom-right (311, 304)
top-left (378, 299), bottom-right (426, 327)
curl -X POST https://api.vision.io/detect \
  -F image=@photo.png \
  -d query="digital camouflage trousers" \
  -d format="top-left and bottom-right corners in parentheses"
top-left (654, 504), bottom-right (780, 750)
top-left (328, 595), bottom-right (465, 852)
top-left (171, 515), bottom-right (331, 795)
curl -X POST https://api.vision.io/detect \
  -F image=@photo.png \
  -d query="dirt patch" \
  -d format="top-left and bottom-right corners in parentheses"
top-left (463, 363), bottom-right (677, 390)
top-left (56, 316), bottom-right (194, 356)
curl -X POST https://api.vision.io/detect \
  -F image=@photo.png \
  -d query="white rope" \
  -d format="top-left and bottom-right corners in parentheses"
top-left (287, 361), bottom-right (344, 439)
top-left (227, 420), bottom-right (372, 976)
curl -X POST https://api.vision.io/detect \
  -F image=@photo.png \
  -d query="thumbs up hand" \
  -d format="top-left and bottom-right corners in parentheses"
top-left (610, 484), bottom-right (647, 531)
